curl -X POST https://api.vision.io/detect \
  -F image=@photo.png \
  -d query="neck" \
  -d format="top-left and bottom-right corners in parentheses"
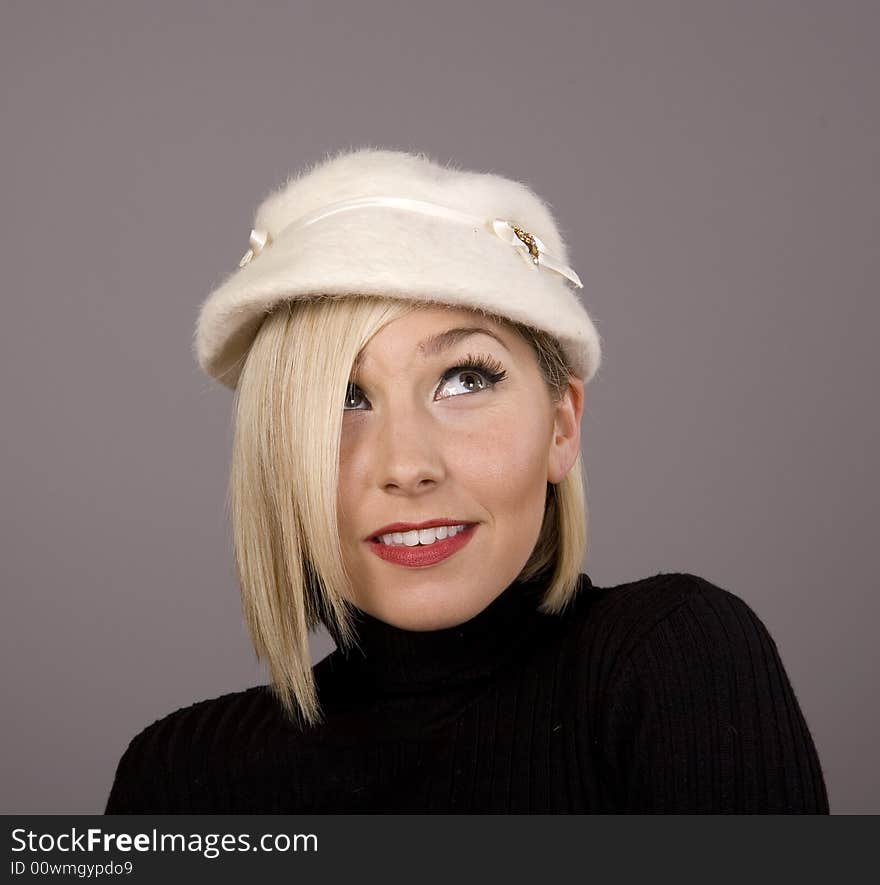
top-left (330, 572), bottom-right (566, 696)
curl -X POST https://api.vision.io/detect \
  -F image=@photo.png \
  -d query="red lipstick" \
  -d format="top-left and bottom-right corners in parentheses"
top-left (366, 523), bottom-right (477, 568)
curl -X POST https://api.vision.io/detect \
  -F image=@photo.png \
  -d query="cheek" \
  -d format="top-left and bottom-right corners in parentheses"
top-left (336, 446), bottom-right (359, 519)
top-left (451, 407), bottom-right (551, 498)
top-left (337, 423), bottom-right (369, 494)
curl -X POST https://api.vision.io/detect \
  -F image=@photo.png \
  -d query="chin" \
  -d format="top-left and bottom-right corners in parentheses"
top-left (370, 588), bottom-right (491, 632)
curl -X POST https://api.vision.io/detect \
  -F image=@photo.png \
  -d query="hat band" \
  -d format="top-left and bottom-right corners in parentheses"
top-left (237, 195), bottom-right (583, 289)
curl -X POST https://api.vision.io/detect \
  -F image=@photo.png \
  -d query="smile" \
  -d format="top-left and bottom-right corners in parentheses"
top-left (376, 524), bottom-right (469, 546)
top-left (367, 523), bottom-right (477, 568)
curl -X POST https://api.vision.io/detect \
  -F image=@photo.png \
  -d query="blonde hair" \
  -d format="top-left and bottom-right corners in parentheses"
top-left (227, 295), bottom-right (592, 727)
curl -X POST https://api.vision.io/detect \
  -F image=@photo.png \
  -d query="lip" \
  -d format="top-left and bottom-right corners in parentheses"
top-left (366, 523), bottom-right (477, 569)
top-left (366, 518), bottom-right (476, 541)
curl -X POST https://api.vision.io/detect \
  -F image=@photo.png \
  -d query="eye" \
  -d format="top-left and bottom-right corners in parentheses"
top-left (344, 384), bottom-right (366, 411)
top-left (343, 352), bottom-right (508, 412)
top-left (436, 353), bottom-right (508, 400)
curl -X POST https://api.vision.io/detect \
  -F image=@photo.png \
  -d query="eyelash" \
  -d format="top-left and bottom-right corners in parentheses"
top-left (344, 352), bottom-right (508, 411)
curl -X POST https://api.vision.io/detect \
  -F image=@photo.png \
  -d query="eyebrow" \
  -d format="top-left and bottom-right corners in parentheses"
top-left (418, 326), bottom-right (511, 357)
top-left (352, 326), bottom-right (511, 375)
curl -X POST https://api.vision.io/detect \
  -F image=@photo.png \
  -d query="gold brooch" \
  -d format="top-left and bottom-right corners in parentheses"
top-left (511, 225), bottom-right (540, 264)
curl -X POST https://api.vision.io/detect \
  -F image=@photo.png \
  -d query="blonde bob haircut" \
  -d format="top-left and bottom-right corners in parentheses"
top-left (228, 294), bottom-right (592, 727)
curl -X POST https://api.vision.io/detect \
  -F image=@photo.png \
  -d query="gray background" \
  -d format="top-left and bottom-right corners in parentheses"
top-left (2, 0), bottom-right (876, 814)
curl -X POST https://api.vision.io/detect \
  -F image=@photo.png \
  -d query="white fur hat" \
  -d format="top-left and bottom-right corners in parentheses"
top-left (193, 147), bottom-right (602, 389)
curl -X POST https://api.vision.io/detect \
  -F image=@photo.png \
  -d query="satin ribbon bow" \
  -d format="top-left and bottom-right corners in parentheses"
top-left (490, 219), bottom-right (583, 287)
top-left (239, 228), bottom-right (272, 267)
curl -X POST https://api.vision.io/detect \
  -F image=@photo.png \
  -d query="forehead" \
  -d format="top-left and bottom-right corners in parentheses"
top-left (356, 305), bottom-right (516, 366)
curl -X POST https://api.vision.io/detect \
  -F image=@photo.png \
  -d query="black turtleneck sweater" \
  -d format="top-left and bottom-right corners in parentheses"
top-left (104, 572), bottom-right (829, 813)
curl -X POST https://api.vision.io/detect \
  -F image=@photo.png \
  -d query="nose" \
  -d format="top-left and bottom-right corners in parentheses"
top-left (372, 402), bottom-right (445, 495)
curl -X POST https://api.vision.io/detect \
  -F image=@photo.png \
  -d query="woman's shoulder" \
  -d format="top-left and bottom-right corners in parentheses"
top-left (570, 570), bottom-right (771, 675)
top-left (571, 572), bottom-right (829, 812)
top-left (122, 685), bottom-right (278, 751)
top-left (576, 568), bottom-right (758, 617)
top-left (573, 569), bottom-right (740, 625)
top-left (105, 685), bottom-right (283, 813)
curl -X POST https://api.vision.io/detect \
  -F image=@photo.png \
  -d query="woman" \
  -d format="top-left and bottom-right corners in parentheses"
top-left (105, 147), bottom-right (829, 813)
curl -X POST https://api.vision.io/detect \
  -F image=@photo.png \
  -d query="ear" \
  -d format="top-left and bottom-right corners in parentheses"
top-left (547, 376), bottom-right (585, 484)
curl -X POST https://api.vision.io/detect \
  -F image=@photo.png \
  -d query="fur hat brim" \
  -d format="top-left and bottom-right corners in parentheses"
top-left (193, 148), bottom-right (602, 390)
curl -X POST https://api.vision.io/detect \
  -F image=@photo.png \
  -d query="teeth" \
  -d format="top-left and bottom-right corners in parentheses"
top-left (379, 524), bottom-right (468, 546)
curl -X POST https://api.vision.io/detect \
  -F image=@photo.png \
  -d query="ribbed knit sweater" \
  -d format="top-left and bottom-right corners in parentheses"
top-left (104, 571), bottom-right (830, 813)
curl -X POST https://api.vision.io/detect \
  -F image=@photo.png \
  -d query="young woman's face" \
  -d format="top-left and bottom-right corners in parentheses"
top-left (337, 306), bottom-right (584, 631)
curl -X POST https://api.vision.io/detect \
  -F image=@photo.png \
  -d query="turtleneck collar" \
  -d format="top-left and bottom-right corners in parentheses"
top-left (330, 572), bottom-right (585, 696)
